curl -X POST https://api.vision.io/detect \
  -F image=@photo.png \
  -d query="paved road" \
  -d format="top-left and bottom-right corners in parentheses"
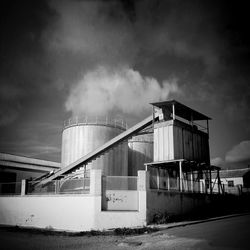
top-left (1, 214), bottom-right (249, 250)
top-left (127, 214), bottom-right (250, 249)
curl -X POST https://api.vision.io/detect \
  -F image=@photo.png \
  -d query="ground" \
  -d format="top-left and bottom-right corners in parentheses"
top-left (1, 214), bottom-right (249, 250)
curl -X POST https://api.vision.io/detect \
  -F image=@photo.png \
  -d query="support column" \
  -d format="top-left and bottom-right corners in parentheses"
top-left (209, 169), bottom-right (212, 194)
top-left (138, 170), bottom-right (149, 191)
top-left (90, 169), bottom-right (102, 196)
top-left (167, 172), bottom-right (170, 190)
top-left (21, 179), bottom-right (27, 196)
top-left (179, 161), bottom-right (183, 192)
top-left (157, 168), bottom-right (160, 190)
top-left (138, 170), bottom-right (148, 226)
top-left (55, 180), bottom-right (60, 194)
top-left (217, 169), bottom-right (221, 194)
top-left (190, 170), bottom-right (194, 192)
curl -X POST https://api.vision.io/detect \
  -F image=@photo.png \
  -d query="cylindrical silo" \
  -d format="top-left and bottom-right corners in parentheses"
top-left (128, 132), bottom-right (153, 176)
top-left (61, 116), bottom-right (128, 176)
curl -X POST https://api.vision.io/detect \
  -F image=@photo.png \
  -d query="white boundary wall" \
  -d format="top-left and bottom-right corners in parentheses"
top-left (0, 170), bottom-right (147, 232)
top-left (0, 195), bottom-right (96, 231)
top-left (0, 170), bottom-right (214, 231)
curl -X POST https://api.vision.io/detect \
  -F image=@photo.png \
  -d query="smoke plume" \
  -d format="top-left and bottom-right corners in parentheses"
top-left (47, 0), bottom-right (226, 117)
top-left (66, 66), bottom-right (179, 116)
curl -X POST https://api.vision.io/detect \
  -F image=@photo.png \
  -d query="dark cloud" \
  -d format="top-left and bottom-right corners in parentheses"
top-left (0, 0), bottom-right (250, 164)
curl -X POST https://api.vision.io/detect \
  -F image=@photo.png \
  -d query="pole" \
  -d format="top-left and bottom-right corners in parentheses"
top-left (179, 161), bottom-right (182, 192)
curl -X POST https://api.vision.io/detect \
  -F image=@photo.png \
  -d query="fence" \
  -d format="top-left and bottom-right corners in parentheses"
top-left (27, 178), bottom-right (90, 195)
top-left (102, 176), bottom-right (138, 211)
top-left (149, 173), bottom-right (205, 193)
top-left (102, 176), bottom-right (137, 190)
top-left (0, 182), bottom-right (22, 195)
top-left (211, 182), bottom-right (244, 195)
top-left (64, 116), bottom-right (127, 130)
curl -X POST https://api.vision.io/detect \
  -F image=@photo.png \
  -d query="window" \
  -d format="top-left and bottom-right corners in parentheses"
top-left (228, 180), bottom-right (234, 187)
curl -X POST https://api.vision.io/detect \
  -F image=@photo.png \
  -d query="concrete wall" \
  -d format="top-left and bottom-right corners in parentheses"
top-left (0, 170), bottom-right (147, 231)
top-left (147, 190), bottom-right (211, 222)
top-left (220, 177), bottom-right (243, 186)
top-left (0, 170), bottom-right (218, 231)
top-left (0, 195), bottom-right (96, 231)
top-left (103, 190), bottom-right (138, 211)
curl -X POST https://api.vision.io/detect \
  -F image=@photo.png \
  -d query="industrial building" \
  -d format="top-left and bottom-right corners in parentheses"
top-left (0, 100), bottom-right (228, 231)
top-left (0, 153), bottom-right (60, 194)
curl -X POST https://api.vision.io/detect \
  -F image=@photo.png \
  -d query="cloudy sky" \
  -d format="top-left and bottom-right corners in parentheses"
top-left (0, 0), bottom-right (249, 169)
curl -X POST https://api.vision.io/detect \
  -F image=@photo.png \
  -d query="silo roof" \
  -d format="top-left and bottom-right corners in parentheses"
top-left (151, 100), bottom-right (211, 121)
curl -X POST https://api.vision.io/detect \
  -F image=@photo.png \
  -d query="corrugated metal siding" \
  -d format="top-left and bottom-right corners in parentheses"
top-left (154, 122), bottom-right (174, 161)
top-left (61, 124), bottom-right (128, 176)
top-left (153, 120), bottom-right (209, 163)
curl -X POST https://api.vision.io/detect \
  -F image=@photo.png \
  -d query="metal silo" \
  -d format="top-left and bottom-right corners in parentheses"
top-left (128, 132), bottom-right (153, 176)
top-left (61, 117), bottom-right (128, 176)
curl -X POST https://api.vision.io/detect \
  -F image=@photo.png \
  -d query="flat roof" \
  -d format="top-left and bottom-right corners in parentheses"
top-left (145, 160), bottom-right (219, 171)
top-left (0, 153), bottom-right (60, 172)
top-left (151, 100), bottom-right (211, 121)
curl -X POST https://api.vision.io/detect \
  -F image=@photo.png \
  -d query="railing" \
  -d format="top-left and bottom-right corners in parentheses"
top-left (63, 116), bottom-right (127, 130)
top-left (102, 176), bottom-right (137, 190)
top-left (212, 183), bottom-right (244, 195)
top-left (150, 174), bottom-right (205, 193)
top-left (0, 182), bottom-right (22, 195)
top-left (27, 178), bottom-right (90, 195)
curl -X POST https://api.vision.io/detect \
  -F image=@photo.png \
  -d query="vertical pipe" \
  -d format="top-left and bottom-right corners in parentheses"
top-left (167, 171), bottom-right (170, 190)
top-left (152, 106), bottom-right (155, 159)
top-left (190, 170), bottom-right (194, 192)
top-left (179, 161), bottom-right (182, 192)
top-left (157, 167), bottom-right (160, 190)
top-left (209, 169), bottom-right (212, 194)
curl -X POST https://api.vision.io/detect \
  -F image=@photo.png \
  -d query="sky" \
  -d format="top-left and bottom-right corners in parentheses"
top-left (0, 0), bottom-right (250, 169)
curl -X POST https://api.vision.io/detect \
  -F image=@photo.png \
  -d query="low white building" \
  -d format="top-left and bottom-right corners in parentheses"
top-left (212, 168), bottom-right (250, 195)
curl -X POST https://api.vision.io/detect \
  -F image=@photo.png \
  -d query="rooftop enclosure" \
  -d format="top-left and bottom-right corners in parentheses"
top-left (148, 100), bottom-right (216, 194)
top-left (61, 116), bottom-right (128, 177)
top-left (152, 100), bottom-right (210, 164)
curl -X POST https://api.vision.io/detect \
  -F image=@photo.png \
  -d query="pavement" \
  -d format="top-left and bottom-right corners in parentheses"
top-left (1, 213), bottom-right (250, 250)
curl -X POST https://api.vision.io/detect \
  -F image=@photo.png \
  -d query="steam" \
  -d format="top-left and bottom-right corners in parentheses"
top-left (48, 0), bottom-right (221, 117)
top-left (65, 66), bottom-right (180, 116)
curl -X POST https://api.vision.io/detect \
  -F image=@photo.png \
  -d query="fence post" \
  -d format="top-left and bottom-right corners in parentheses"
top-left (90, 169), bottom-right (102, 196)
top-left (137, 170), bottom-right (148, 226)
top-left (55, 180), bottom-right (60, 194)
top-left (138, 170), bottom-right (149, 191)
top-left (21, 179), bottom-right (27, 196)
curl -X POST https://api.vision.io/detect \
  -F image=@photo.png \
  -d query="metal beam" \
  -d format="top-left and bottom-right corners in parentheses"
top-left (0, 160), bottom-right (57, 172)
